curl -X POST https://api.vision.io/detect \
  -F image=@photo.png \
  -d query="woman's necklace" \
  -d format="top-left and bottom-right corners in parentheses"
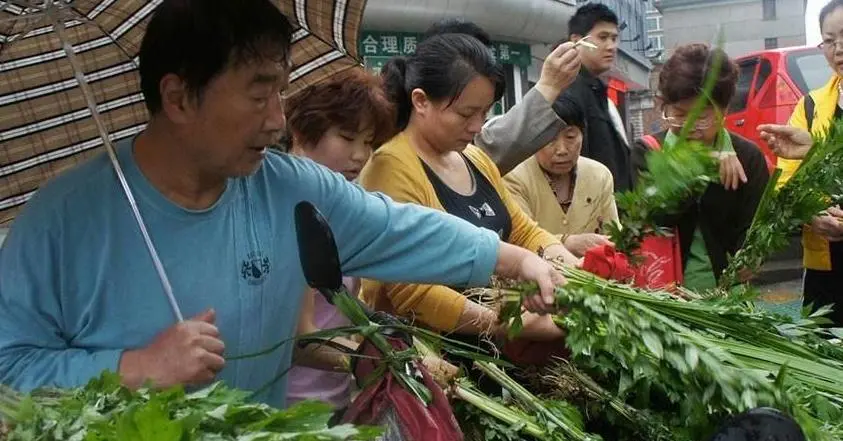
top-left (544, 171), bottom-right (574, 213)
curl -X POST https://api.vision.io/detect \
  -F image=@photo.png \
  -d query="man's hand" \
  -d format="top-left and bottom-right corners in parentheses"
top-left (534, 42), bottom-right (581, 103)
top-left (757, 124), bottom-right (813, 160)
top-left (716, 153), bottom-right (748, 191)
top-left (810, 207), bottom-right (843, 242)
top-left (496, 243), bottom-right (566, 314)
top-left (119, 309), bottom-right (225, 389)
top-left (518, 312), bottom-right (565, 341)
top-left (564, 233), bottom-right (614, 257)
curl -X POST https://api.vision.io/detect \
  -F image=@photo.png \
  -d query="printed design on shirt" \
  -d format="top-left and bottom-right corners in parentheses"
top-left (468, 202), bottom-right (496, 219)
top-left (241, 251), bottom-right (271, 285)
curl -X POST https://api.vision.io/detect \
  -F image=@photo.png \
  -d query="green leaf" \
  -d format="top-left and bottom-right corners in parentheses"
top-left (685, 346), bottom-right (700, 371)
top-left (641, 331), bottom-right (664, 359)
top-left (830, 328), bottom-right (843, 339)
top-left (132, 397), bottom-right (183, 441)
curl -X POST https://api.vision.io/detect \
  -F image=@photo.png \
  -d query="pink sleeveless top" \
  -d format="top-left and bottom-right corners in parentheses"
top-left (285, 276), bottom-right (358, 408)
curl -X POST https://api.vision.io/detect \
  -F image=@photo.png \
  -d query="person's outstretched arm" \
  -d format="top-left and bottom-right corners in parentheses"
top-left (476, 42), bottom-right (581, 175)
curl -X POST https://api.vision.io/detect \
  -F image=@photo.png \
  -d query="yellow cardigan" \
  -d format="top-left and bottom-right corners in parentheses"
top-left (357, 132), bottom-right (560, 331)
top-left (778, 75), bottom-right (840, 271)
top-left (503, 156), bottom-right (619, 238)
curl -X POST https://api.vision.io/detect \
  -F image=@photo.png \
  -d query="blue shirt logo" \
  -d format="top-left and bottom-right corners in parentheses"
top-left (241, 251), bottom-right (271, 285)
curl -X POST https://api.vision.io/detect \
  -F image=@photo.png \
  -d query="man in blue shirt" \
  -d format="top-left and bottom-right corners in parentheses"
top-left (0, 0), bottom-right (566, 407)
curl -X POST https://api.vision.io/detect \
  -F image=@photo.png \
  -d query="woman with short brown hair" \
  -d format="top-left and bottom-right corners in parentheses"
top-left (283, 68), bottom-right (397, 410)
top-left (631, 43), bottom-right (770, 291)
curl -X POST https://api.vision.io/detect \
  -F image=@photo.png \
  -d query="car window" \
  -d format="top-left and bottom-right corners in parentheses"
top-left (754, 59), bottom-right (773, 95)
top-left (730, 59), bottom-right (758, 112)
top-left (787, 50), bottom-right (833, 94)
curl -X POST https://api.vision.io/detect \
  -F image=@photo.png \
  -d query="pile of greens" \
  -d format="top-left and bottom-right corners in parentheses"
top-left (486, 266), bottom-right (843, 441)
top-left (452, 362), bottom-right (600, 441)
top-left (720, 118), bottom-right (843, 288)
top-left (0, 372), bottom-right (380, 441)
top-left (608, 140), bottom-right (719, 256)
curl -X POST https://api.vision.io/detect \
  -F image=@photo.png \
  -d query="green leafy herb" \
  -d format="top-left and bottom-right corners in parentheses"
top-left (0, 372), bottom-right (380, 441)
top-left (721, 118), bottom-right (843, 287)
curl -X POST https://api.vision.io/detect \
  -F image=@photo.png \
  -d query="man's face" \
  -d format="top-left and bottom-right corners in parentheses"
top-left (575, 21), bottom-right (619, 75)
top-left (183, 59), bottom-right (289, 178)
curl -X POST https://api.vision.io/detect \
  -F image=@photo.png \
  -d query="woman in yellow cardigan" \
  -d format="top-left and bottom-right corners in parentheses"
top-left (358, 34), bottom-right (579, 343)
top-left (503, 107), bottom-right (619, 257)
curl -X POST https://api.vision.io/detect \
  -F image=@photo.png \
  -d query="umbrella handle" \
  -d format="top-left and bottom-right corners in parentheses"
top-left (51, 7), bottom-right (185, 322)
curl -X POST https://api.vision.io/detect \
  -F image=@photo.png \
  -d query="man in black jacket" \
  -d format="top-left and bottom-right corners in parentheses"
top-left (553, 3), bottom-right (632, 192)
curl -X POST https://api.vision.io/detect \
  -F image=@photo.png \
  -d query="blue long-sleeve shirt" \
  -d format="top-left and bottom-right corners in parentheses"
top-left (0, 138), bottom-right (500, 406)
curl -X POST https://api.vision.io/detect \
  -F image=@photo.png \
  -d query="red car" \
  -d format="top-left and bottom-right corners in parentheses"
top-left (724, 46), bottom-right (832, 170)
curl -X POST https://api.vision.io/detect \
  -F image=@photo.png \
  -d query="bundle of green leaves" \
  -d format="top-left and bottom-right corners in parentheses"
top-left (721, 118), bottom-right (843, 288)
top-left (0, 372), bottom-right (380, 441)
top-left (487, 266), bottom-right (843, 441)
top-left (608, 141), bottom-right (719, 256)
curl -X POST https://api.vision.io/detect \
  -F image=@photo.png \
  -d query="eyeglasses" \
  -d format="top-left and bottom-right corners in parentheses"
top-left (661, 111), bottom-right (716, 130)
top-left (818, 37), bottom-right (843, 51)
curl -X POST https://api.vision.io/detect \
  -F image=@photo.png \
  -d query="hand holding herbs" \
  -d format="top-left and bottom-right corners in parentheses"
top-left (721, 118), bottom-right (843, 287)
top-left (121, 308), bottom-right (225, 390)
top-left (0, 372), bottom-right (380, 441)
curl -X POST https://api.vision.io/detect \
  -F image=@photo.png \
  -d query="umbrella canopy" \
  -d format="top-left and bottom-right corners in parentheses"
top-left (0, 0), bottom-right (366, 227)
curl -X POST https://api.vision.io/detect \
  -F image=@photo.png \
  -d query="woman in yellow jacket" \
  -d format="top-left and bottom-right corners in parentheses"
top-left (765, 0), bottom-right (843, 325)
top-left (358, 34), bottom-right (579, 350)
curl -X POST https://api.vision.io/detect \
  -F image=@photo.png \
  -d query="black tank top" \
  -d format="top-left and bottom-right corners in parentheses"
top-left (421, 153), bottom-right (512, 242)
top-left (421, 153), bottom-right (512, 394)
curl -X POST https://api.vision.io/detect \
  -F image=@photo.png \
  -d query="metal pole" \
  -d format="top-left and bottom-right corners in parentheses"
top-left (48, 1), bottom-right (185, 322)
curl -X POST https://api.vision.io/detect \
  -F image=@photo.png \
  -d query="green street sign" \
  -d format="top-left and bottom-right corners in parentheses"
top-left (360, 31), bottom-right (532, 68)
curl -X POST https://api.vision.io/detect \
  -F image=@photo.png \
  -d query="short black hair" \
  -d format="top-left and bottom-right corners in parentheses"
top-left (139, 0), bottom-right (294, 115)
top-left (555, 102), bottom-right (586, 131)
top-left (567, 3), bottom-right (619, 39)
top-left (820, 0), bottom-right (843, 29)
top-left (382, 34), bottom-right (505, 130)
top-left (421, 18), bottom-right (492, 47)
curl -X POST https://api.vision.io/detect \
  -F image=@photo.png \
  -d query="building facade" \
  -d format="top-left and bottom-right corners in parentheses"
top-left (360, 0), bottom-right (652, 123)
top-left (645, 1), bottom-right (665, 62)
top-left (656, 0), bottom-right (806, 57)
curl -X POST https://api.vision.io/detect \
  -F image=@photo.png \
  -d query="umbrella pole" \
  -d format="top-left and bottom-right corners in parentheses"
top-left (48, 3), bottom-right (185, 323)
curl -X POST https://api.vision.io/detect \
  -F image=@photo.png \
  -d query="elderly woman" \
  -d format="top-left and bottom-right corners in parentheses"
top-left (503, 107), bottom-right (618, 257)
top-left (632, 43), bottom-right (770, 292)
top-left (358, 34), bottom-right (577, 352)
top-left (283, 68), bottom-right (397, 409)
top-left (758, 0), bottom-right (843, 325)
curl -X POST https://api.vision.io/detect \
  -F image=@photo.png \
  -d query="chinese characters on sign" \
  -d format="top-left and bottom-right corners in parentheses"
top-left (359, 31), bottom-right (532, 72)
top-left (360, 32), bottom-right (527, 117)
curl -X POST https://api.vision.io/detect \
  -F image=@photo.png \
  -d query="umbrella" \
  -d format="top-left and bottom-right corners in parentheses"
top-left (0, 0), bottom-right (366, 228)
top-left (0, 0), bottom-right (367, 320)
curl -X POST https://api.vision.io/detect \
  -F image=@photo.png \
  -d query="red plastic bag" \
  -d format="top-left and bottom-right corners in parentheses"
top-left (632, 232), bottom-right (683, 289)
top-left (342, 336), bottom-right (463, 441)
top-left (582, 232), bottom-right (683, 290)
